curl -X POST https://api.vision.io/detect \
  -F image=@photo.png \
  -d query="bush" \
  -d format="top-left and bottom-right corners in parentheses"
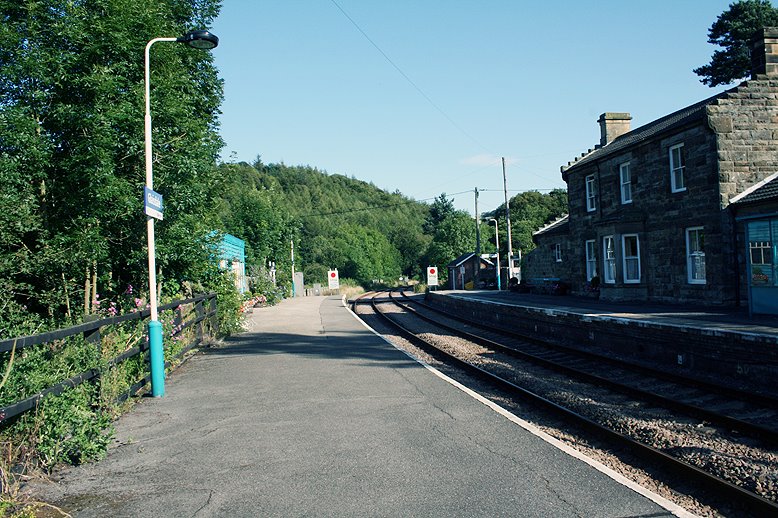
top-left (206, 271), bottom-right (244, 336)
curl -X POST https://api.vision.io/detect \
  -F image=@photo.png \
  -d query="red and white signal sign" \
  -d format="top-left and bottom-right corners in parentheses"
top-left (327, 269), bottom-right (340, 290)
top-left (427, 266), bottom-right (438, 286)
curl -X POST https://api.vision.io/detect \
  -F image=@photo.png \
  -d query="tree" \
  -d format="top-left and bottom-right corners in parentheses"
top-left (422, 210), bottom-right (477, 283)
top-left (694, 0), bottom-right (778, 87)
top-left (0, 0), bottom-right (224, 332)
top-left (423, 193), bottom-right (456, 233)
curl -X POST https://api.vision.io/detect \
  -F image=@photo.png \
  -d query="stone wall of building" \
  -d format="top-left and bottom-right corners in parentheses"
top-left (707, 77), bottom-right (778, 207)
top-left (523, 231), bottom-right (572, 283)
top-left (563, 122), bottom-right (739, 304)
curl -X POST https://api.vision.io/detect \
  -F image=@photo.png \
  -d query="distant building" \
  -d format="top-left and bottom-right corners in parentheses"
top-left (447, 252), bottom-right (494, 290)
top-left (218, 233), bottom-right (247, 294)
top-left (527, 28), bottom-right (778, 314)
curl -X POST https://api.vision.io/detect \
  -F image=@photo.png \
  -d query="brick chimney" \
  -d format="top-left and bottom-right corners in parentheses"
top-left (751, 27), bottom-right (778, 78)
top-left (597, 112), bottom-right (632, 146)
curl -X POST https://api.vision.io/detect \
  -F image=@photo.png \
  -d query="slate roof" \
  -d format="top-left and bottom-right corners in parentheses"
top-left (561, 89), bottom-right (732, 177)
top-left (730, 172), bottom-right (778, 205)
top-left (532, 215), bottom-right (569, 238)
top-left (447, 252), bottom-right (494, 268)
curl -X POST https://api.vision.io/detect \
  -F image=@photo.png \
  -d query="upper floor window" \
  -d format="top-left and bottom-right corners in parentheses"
top-left (622, 234), bottom-right (641, 283)
top-left (669, 143), bottom-right (686, 193)
top-left (686, 227), bottom-right (706, 284)
top-left (619, 162), bottom-right (632, 204)
top-left (585, 174), bottom-right (597, 212)
top-left (585, 240), bottom-right (597, 281)
top-left (603, 236), bottom-right (616, 284)
top-left (553, 243), bottom-right (562, 262)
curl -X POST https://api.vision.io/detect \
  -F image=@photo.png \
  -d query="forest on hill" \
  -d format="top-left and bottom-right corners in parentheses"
top-left (216, 158), bottom-right (568, 294)
top-left (0, 0), bottom-right (566, 339)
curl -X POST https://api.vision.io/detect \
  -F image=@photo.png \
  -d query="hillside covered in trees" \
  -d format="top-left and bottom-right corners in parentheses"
top-left (215, 158), bottom-right (568, 294)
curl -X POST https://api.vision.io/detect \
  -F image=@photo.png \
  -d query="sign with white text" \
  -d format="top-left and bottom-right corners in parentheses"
top-left (144, 187), bottom-right (164, 220)
top-left (427, 266), bottom-right (438, 286)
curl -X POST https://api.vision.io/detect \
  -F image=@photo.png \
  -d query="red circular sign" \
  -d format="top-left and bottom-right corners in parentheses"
top-left (428, 268), bottom-right (436, 275)
top-left (330, 272), bottom-right (336, 278)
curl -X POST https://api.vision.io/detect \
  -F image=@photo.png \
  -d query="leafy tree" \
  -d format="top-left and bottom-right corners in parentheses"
top-left (423, 193), bottom-right (456, 233)
top-left (0, 0), bottom-right (223, 333)
top-left (489, 189), bottom-right (568, 260)
top-left (694, 0), bottom-right (778, 86)
top-left (422, 210), bottom-right (478, 283)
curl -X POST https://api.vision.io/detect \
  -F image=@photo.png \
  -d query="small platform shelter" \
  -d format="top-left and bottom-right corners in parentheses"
top-left (447, 252), bottom-right (494, 290)
top-left (218, 233), bottom-right (247, 294)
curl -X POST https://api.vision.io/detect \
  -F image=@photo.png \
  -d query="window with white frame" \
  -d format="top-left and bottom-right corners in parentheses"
top-left (669, 143), bottom-right (686, 193)
top-left (619, 162), bottom-right (632, 204)
top-left (585, 174), bottom-right (597, 212)
top-left (553, 243), bottom-right (562, 262)
top-left (686, 227), bottom-right (706, 284)
top-left (622, 234), bottom-right (641, 283)
top-left (585, 240), bottom-right (597, 281)
top-left (750, 240), bottom-right (773, 265)
top-left (603, 236), bottom-right (616, 283)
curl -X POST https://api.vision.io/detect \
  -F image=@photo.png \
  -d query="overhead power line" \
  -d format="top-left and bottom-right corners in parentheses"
top-left (329, 0), bottom-right (492, 154)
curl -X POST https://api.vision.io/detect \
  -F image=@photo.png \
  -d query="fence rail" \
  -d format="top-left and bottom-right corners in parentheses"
top-left (0, 292), bottom-right (218, 428)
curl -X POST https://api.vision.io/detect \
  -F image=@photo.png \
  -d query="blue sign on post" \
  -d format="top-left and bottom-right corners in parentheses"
top-left (144, 187), bottom-right (163, 220)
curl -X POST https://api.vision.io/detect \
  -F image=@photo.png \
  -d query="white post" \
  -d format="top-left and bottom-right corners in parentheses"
top-left (144, 37), bottom-right (177, 398)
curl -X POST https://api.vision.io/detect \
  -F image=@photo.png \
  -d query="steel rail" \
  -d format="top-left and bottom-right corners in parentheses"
top-left (390, 291), bottom-right (778, 444)
top-left (365, 289), bottom-right (778, 517)
top-left (401, 291), bottom-right (778, 409)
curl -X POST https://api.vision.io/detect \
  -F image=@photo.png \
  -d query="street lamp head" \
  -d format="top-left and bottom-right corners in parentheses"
top-left (178, 30), bottom-right (219, 50)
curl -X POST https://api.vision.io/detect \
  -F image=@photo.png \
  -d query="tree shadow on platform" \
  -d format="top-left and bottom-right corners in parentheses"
top-left (202, 330), bottom-right (421, 369)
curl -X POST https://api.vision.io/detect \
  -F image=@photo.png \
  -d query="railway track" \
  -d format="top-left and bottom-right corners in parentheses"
top-left (396, 290), bottom-right (778, 444)
top-left (353, 289), bottom-right (778, 517)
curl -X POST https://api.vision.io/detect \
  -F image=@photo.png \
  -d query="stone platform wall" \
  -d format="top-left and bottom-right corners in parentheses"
top-left (426, 292), bottom-right (778, 394)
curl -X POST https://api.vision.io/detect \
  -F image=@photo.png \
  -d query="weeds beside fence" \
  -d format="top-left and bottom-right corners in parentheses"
top-left (0, 292), bottom-right (217, 482)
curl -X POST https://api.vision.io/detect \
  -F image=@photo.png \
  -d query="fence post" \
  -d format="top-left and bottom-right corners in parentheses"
top-left (173, 302), bottom-right (183, 340)
top-left (83, 315), bottom-right (102, 354)
top-left (209, 294), bottom-right (219, 336)
top-left (195, 298), bottom-right (204, 341)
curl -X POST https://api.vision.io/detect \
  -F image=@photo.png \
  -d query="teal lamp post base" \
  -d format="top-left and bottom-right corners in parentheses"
top-left (148, 320), bottom-right (165, 397)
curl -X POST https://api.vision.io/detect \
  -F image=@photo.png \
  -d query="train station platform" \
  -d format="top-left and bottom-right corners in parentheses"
top-left (426, 290), bottom-right (778, 395)
top-left (24, 295), bottom-right (684, 517)
top-left (434, 289), bottom-right (778, 336)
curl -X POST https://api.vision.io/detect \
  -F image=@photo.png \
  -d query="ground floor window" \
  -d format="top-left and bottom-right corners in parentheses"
top-left (603, 236), bottom-right (616, 283)
top-left (553, 243), bottom-right (562, 262)
top-left (622, 234), bottom-right (640, 283)
top-left (585, 240), bottom-right (597, 281)
top-left (686, 227), bottom-right (706, 284)
top-left (748, 220), bottom-right (776, 286)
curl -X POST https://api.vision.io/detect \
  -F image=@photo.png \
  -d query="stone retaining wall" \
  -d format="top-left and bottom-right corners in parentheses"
top-left (427, 292), bottom-right (778, 394)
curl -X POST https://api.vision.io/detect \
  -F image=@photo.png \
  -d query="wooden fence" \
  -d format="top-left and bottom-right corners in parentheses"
top-left (0, 293), bottom-right (217, 428)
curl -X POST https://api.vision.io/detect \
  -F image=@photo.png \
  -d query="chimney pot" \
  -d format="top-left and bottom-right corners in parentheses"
top-left (598, 112), bottom-right (631, 146)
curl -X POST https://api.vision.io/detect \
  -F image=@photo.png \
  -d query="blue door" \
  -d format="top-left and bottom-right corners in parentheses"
top-left (747, 218), bottom-right (778, 315)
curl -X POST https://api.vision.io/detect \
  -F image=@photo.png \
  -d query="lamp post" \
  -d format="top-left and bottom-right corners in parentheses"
top-left (488, 218), bottom-right (501, 291)
top-left (144, 29), bottom-right (218, 398)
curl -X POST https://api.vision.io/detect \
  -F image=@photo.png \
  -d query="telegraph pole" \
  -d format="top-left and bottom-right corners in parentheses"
top-left (502, 157), bottom-right (515, 281)
top-left (474, 187), bottom-right (481, 288)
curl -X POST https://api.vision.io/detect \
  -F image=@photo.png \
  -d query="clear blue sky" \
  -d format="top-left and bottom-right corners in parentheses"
top-left (211, 0), bottom-right (739, 214)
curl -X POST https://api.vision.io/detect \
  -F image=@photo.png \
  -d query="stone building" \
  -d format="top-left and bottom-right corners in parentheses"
top-left (530, 28), bottom-right (778, 313)
top-left (524, 215), bottom-right (571, 282)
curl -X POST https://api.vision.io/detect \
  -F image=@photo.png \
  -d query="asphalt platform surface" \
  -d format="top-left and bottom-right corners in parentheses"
top-left (25, 295), bottom-right (687, 517)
